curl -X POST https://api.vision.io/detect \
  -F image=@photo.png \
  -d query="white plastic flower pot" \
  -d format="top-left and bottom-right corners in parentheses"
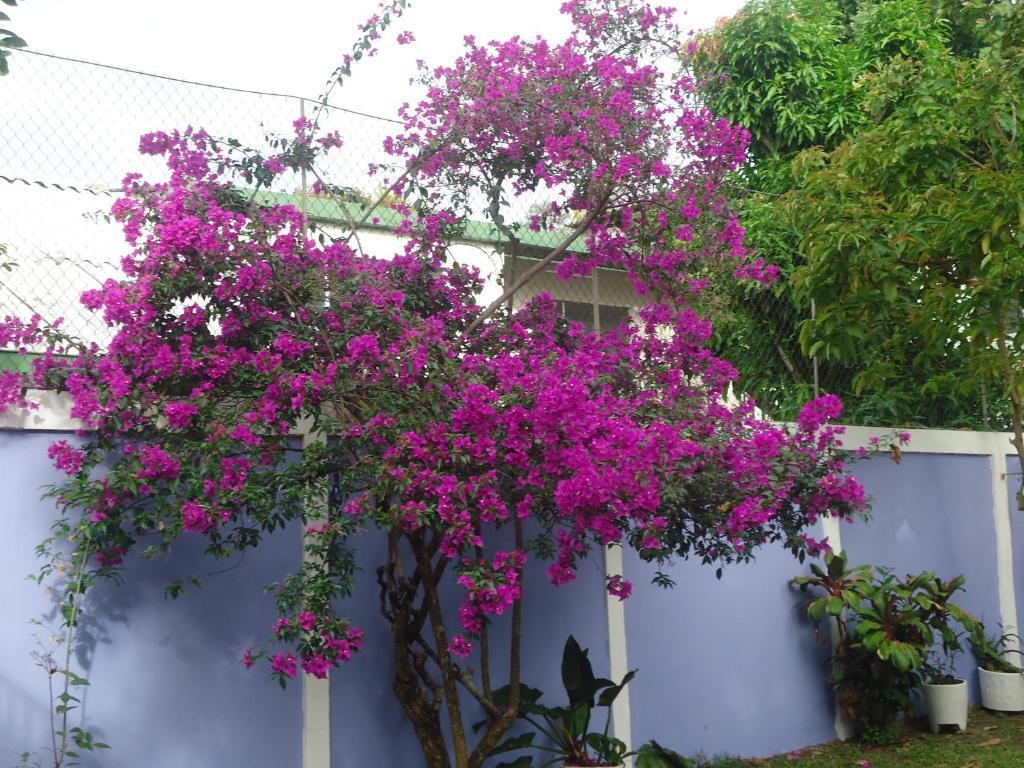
top-left (921, 679), bottom-right (968, 734)
top-left (978, 667), bottom-right (1024, 712)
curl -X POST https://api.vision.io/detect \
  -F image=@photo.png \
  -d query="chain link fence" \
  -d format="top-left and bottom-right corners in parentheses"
top-left (1, 48), bottom-right (820, 420)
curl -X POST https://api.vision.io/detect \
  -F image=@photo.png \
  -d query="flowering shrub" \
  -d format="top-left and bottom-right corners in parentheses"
top-left (1, 2), bottom-right (869, 767)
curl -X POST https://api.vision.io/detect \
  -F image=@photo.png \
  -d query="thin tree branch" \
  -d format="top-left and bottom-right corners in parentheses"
top-left (458, 668), bottom-right (502, 719)
top-left (341, 154), bottom-right (432, 245)
top-left (308, 166), bottom-right (368, 258)
top-left (466, 518), bottom-right (525, 768)
top-left (462, 193), bottom-right (611, 338)
top-left (410, 532), bottom-right (470, 768)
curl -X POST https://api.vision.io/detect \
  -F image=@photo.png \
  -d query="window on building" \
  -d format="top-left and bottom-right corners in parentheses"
top-left (557, 300), bottom-right (631, 334)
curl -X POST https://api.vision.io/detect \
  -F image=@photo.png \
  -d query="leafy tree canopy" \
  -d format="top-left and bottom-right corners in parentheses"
top-left (788, 0), bottom-right (1023, 457)
top-left (689, 0), bottom-right (1012, 428)
top-left (0, 0), bottom-right (26, 76)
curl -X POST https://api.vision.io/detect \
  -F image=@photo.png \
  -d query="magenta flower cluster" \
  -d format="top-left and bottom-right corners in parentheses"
top-left (0, 0), bottom-right (867, 685)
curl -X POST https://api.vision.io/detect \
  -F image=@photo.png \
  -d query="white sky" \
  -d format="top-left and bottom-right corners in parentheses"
top-left (12, 0), bottom-right (745, 119)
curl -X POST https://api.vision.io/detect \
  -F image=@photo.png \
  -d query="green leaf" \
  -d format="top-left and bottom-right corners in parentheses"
top-left (490, 733), bottom-right (535, 755)
top-left (488, 683), bottom-right (544, 710)
top-left (567, 701), bottom-right (591, 739)
top-left (495, 758), bottom-right (533, 768)
top-left (808, 599), bottom-right (826, 624)
top-left (561, 635), bottom-right (598, 706)
top-left (597, 669), bottom-right (636, 707)
top-left (636, 740), bottom-right (693, 768)
top-left (825, 595), bottom-right (845, 615)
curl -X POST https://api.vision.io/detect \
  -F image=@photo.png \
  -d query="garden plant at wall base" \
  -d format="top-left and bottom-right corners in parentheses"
top-left (792, 551), bottom-right (978, 744)
top-left (484, 635), bottom-right (633, 768)
top-left (971, 623), bottom-right (1024, 712)
top-left (486, 636), bottom-right (693, 768)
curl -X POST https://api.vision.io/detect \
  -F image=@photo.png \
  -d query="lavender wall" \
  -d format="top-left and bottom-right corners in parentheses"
top-left (0, 430), bottom-right (301, 767)
top-left (2, 429), bottom-right (1014, 764)
top-left (843, 453), bottom-right (1001, 697)
top-left (623, 524), bottom-right (836, 759)
top-left (2, 430), bottom-right (610, 767)
top-left (623, 451), bottom-right (1004, 758)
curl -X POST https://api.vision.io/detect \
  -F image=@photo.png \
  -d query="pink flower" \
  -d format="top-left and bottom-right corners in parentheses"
top-left (448, 636), bottom-right (473, 658)
top-left (302, 654), bottom-right (331, 679)
top-left (230, 423), bottom-right (263, 447)
top-left (181, 499), bottom-right (210, 533)
top-left (165, 401), bottom-right (199, 429)
top-left (346, 333), bottom-right (381, 363)
top-left (48, 440), bottom-right (85, 475)
top-left (270, 652), bottom-right (297, 678)
top-left (136, 444), bottom-right (181, 480)
top-left (796, 394), bottom-right (843, 432)
top-left (318, 132), bottom-right (343, 150)
top-left (607, 574), bottom-right (632, 600)
top-left (138, 131), bottom-right (170, 155)
top-left (96, 548), bottom-right (124, 567)
top-left (242, 649), bottom-right (255, 669)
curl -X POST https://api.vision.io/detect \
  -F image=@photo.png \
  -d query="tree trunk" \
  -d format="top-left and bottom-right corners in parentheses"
top-left (392, 638), bottom-right (451, 768)
top-left (379, 531), bottom-right (451, 768)
top-left (378, 525), bottom-right (527, 768)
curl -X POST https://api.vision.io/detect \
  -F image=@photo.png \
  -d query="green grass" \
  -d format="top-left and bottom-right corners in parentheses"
top-left (706, 708), bottom-right (1024, 768)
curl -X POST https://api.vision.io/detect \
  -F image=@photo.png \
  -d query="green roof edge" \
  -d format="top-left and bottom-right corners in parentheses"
top-left (254, 190), bottom-right (588, 255)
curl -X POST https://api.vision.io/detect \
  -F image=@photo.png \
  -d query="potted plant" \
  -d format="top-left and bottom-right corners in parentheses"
top-left (485, 636), bottom-right (693, 768)
top-left (920, 641), bottom-right (968, 734)
top-left (970, 624), bottom-right (1024, 712)
top-left (916, 574), bottom-right (977, 734)
top-left (793, 552), bottom-right (978, 742)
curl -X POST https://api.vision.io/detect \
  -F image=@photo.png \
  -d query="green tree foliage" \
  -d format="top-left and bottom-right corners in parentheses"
top-left (689, 0), bottom-right (1009, 427)
top-left (0, 0), bottom-right (26, 76)
top-left (789, 0), bottom-right (1024, 466)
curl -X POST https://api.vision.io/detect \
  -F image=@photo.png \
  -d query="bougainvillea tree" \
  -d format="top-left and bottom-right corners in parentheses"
top-left (0, 2), bottom-right (868, 767)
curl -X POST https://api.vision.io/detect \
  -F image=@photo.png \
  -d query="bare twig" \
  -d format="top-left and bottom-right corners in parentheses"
top-left (462, 193), bottom-right (611, 338)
